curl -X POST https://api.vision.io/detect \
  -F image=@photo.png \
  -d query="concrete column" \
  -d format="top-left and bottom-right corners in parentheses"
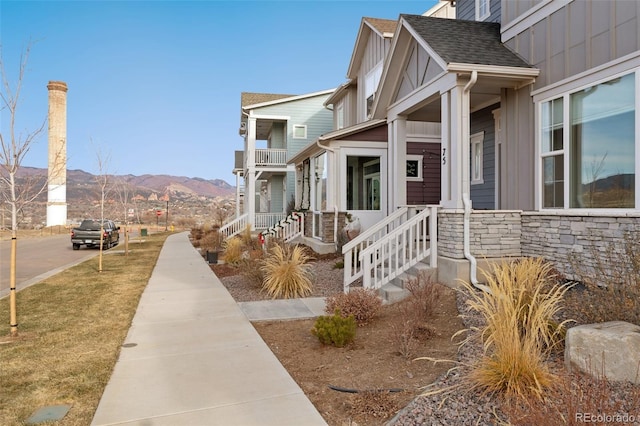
top-left (46, 81), bottom-right (68, 227)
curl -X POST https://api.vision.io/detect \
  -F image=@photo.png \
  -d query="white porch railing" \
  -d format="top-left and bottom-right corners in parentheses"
top-left (261, 212), bottom-right (305, 243)
top-left (220, 213), bottom-right (249, 238)
top-left (255, 149), bottom-right (288, 167)
top-left (220, 212), bottom-right (289, 239)
top-left (255, 212), bottom-right (287, 229)
top-left (360, 205), bottom-right (438, 291)
top-left (342, 207), bottom-right (412, 292)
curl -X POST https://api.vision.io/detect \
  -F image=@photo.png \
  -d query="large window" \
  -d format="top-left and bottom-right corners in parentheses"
top-left (541, 73), bottom-right (636, 208)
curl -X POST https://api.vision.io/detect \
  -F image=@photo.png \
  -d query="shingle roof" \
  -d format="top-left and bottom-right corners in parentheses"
top-left (240, 92), bottom-right (296, 109)
top-left (363, 17), bottom-right (397, 36)
top-left (401, 15), bottom-right (534, 68)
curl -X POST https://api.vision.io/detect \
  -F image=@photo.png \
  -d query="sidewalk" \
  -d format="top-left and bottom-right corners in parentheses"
top-left (91, 232), bottom-right (327, 426)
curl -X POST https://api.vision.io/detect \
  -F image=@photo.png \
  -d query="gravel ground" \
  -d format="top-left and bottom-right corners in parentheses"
top-left (216, 256), bottom-right (640, 425)
top-left (217, 254), bottom-right (347, 302)
top-left (389, 289), bottom-right (640, 426)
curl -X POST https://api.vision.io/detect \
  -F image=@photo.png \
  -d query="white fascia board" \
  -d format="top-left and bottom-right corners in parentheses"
top-left (243, 89), bottom-right (336, 110)
top-left (248, 113), bottom-right (291, 121)
top-left (288, 141), bottom-right (323, 165)
top-left (387, 71), bottom-right (455, 120)
top-left (448, 63), bottom-right (540, 79)
top-left (318, 119), bottom-right (387, 141)
top-left (324, 81), bottom-right (353, 107)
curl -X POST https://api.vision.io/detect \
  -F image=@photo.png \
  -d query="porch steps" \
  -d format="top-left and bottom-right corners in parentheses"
top-left (378, 261), bottom-right (436, 304)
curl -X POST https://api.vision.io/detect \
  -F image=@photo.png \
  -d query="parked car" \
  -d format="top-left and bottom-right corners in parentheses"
top-left (71, 219), bottom-right (120, 250)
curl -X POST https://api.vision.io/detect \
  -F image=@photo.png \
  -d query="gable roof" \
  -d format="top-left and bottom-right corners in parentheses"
top-left (400, 15), bottom-right (533, 69)
top-left (347, 17), bottom-right (397, 79)
top-left (241, 92), bottom-right (296, 109)
top-left (372, 15), bottom-right (538, 119)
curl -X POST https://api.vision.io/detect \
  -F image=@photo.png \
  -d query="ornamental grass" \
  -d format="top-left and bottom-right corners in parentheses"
top-left (459, 257), bottom-right (573, 401)
top-left (261, 244), bottom-right (313, 299)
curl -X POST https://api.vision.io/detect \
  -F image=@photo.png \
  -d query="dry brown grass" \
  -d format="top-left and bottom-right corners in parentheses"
top-left (261, 244), bottom-right (313, 299)
top-left (459, 257), bottom-right (573, 401)
top-left (0, 232), bottom-right (169, 425)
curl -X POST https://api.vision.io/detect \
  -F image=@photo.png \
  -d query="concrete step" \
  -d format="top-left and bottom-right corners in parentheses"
top-left (379, 282), bottom-right (410, 304)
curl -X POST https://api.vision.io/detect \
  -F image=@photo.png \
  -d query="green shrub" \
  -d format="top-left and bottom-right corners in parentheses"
top-left (325, 288), bottom-right (382, 326)
top-left (311, 310), bottom-right (356, 347)
top-left (460, 257), bottom-right (573, 401)
top-left (261, 244), bottom-right (313, 299)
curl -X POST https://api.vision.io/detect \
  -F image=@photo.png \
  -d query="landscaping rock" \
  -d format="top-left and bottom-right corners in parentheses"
top-left (565, 321), bottom-right (640, 384)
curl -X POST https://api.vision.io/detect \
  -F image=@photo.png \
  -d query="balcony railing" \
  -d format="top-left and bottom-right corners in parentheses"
top-left (254, 149), bottom-right (287, 167)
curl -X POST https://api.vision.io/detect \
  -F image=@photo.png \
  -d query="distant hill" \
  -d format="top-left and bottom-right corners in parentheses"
top-left (15, 167), bottom-right (235, 201)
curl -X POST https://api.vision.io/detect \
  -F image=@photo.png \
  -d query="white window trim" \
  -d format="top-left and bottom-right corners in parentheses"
top-left (475, 0), bottom-right (490, 21)
top-left (364, 62), bottom-right (383, 120)
top-left (336, 100), bottom-right (345, 130)
top-left (471, 131), bottom-right (484, 185)
top-left (292, 124), bottom-right (307, 139)
top-left (406, 154), bottom-right (423, 181)
top-left (536, 69), bottom-right (640, 210)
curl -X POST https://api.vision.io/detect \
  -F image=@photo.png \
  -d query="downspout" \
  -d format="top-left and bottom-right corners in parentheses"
top-left (317, 139), bottom-right (339, 250)
top-left (462, 71), bottom-right (491, 293)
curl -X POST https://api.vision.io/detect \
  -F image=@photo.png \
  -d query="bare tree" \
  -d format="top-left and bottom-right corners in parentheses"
top-left (91, 144), bottom-right (114, 272)
top-left (0, 43), bottom-right (62, 336)
top-left (113, 176), bottom-right (134, 255)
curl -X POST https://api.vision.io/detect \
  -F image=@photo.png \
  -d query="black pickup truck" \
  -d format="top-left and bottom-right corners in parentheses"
top-left (71, 219), bottom-right (120, 250)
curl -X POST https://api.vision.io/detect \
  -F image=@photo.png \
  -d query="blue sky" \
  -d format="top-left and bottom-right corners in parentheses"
top-left (1, 0), bottom-right (438, 185)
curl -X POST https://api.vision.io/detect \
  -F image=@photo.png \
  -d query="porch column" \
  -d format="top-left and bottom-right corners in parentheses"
top-left (440, 82), bottom-right (469, 209)
top-left (235, 172), bottom-right (242, 216)
top-left (246, 117), bottom-right (257, 228)
top-left (388, 116), bottom-right (407, 213)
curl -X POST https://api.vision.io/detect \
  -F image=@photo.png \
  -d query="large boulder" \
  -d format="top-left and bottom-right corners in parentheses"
top-left (565, 321), bottom-right (640, 384)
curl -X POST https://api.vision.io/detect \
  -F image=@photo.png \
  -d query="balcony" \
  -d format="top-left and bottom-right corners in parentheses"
top-left (253, 148), bottom-right (287, 168)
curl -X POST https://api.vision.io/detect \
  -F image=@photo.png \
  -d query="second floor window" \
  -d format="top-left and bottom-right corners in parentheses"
top-left (293, 124), bottom-right (307, 139)
top-left (476, 0), bottom-right (490, 21)
top-left (365, 62), bottom-right (383, 119)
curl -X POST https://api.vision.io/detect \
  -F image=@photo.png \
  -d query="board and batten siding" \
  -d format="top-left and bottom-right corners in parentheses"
top-left (470, 105), bottom-right (497, 209)
top-left (357, 29), bottom-right (391, 122)
top-left (503, 0), bottom-right (640, 91)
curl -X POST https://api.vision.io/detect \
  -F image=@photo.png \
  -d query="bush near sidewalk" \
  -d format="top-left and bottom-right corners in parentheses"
top-left (0, 232), bottom-right (169, 425)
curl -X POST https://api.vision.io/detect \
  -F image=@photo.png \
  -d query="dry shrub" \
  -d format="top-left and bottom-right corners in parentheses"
top-left (504, 371), bottom-right (640, 425)
top-left (261, 244), bottom-right (313, 299)
top-left (350, 391), bottom-right (401, 420)
top-left (459, 257), bottom-right (573, 401)
top-left (222, 237), bottom-right (244, 265)
top-left (240, 249), bottom-right (266, 287)
top-left (569, 230), bottom-right (640, 325)
top-left (198, 227), bottom-right (223, 252)
top-left (391, 273), bottom-right (444, 358)
top-left (325, 288), bottom-right (382, 326)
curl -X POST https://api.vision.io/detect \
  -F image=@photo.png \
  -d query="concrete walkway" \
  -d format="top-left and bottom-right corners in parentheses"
top-left (91, 232), bottom-right (327, 426)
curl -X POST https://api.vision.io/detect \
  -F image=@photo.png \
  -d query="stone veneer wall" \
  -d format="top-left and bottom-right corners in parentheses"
top-left (521, 211), bottom-right (640, 278)
top-left (438, 210), bottom-right (522, 259)
top-left (302, 211), bottom-right (349, 243)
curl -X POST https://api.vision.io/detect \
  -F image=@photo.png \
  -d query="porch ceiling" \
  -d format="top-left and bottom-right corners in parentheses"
top-left (255, 118), bottom-right (284, 140)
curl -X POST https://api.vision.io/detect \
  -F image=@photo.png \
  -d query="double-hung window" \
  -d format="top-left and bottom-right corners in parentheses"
top-left (540, 73), bottom-right (636, 209)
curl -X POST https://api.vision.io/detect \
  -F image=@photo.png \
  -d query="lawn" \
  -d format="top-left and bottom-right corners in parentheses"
top-left (0, 232), bottom-right (169, 425)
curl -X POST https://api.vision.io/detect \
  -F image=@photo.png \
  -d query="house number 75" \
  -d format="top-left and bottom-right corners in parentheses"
top-left (442, 148), bottom-right (447, 165)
